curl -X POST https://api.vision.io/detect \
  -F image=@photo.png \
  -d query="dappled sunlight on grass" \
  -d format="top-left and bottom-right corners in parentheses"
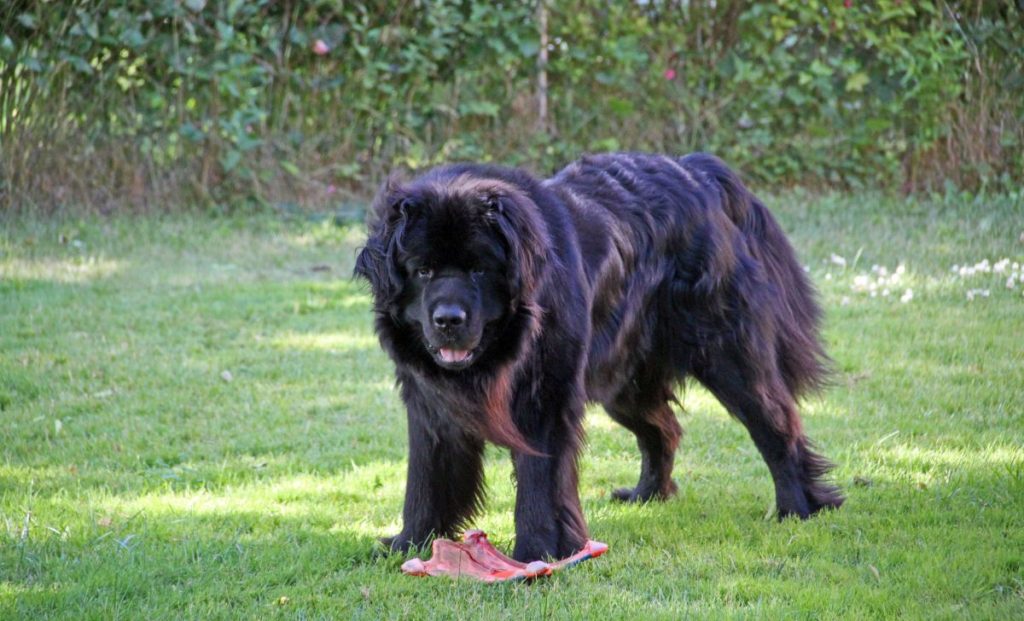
top-left (0, 464), bottom-right (79, 490)
top-left (0, 256), bottom-right (123, 284)
top-left (680, 386), bottom-right (731, 417)
top-left (269, 330), bottom-right (377, 352)
top-left (583, 408), bottom-right (618, 433)
top-left (584, 388), bottom-right (730, 432)
top-left (877, 443), bottom-right (1023, 474)
top-left (839, 440), bottom-right (1024, 513)
top-left (284, 223), bottom-right (366, 250)
top-left (97, 466), bottom-right (407, 537)
top-left (335, 292), bottom-right (373, 309)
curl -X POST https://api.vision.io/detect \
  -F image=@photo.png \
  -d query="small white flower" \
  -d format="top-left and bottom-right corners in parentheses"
top-left (882, 289), bottom-right (891, 297)
top-left (841, 296), bottom-right (851, 306)
top-left (871, 264), bottom-right (881, 273)
top-left (994, 258), bottom-right (1010, 273)
top-left (853, 275), bottom-right (870, 289)
top-left (870, 291), bottom-right (878, 298)
top-left (900, 289), bottom-right (913, 303)
top-left (830, 253), bottom-right (847, 267)
top-left (825, 273), bottom-right (833, 280)
top-left (951, 264), bottom-right (960, 273)
top-left (1008, 275), bottom-right (1017, 289)
top-left (896, 264), bottom-right (906, 275)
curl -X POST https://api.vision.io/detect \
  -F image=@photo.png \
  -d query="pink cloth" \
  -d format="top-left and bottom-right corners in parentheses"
top-left (401, 530), bottom-right (608, 582)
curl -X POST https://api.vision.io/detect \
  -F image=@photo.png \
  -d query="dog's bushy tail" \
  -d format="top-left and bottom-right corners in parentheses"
top-left (685, 153), bottom-right (830, 397)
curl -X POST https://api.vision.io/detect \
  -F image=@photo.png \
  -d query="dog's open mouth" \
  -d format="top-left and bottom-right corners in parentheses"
top-left (439, 348), bottom-right (472, 364)
top-left (428, 346), bottom-right (477, 370)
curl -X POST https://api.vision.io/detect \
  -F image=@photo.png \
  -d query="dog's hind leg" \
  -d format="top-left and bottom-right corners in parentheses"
top-left (693, 346), bottom-right (843, 518)
top-left (605, 386), bottom-right (682, 503)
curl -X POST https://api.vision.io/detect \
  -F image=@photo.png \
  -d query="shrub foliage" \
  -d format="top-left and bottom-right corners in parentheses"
top-left (1, 1), bottom-right (1021, 212)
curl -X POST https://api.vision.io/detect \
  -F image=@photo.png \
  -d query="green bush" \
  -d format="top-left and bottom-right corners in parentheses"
top-left (1, 1), bottom-right (1021, 212)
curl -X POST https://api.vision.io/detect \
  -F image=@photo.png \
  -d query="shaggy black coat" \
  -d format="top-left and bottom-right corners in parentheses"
top-left (355, 152), bottom-right (843, 562)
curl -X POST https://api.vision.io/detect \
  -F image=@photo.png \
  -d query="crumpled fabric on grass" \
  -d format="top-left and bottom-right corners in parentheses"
top-left (400, 530), bottom-right (608, 582)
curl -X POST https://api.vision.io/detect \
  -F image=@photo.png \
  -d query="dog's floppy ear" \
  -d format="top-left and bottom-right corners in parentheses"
top-left (354, 176), bottom-right (413, 314)
top-left (482, 194), bottom-right (503, 217)
top-left (485, 190), bottom-right (547, 312)
top-left (366, 174), bottom-right (413, 225)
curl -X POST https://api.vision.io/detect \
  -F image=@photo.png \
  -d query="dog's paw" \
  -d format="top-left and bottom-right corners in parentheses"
top-left (610, 480), bottom-right (678, 503)
top-left (375, 534), bottom-right (421, 558)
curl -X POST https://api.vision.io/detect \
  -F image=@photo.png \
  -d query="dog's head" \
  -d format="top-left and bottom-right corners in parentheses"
top-left (355, 169), bottom-right (547, 372)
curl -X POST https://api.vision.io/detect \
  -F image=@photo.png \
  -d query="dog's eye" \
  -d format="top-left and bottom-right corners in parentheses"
top-left (415, 267), bottom-right (433, 279)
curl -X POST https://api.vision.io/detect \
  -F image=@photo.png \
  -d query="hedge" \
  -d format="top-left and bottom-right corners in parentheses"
top-left (1, 1), bottom-right (1021, 212)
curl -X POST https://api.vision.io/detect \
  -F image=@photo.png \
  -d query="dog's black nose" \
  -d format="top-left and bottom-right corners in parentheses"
top-left (432, 304), bottom-right (466, 329)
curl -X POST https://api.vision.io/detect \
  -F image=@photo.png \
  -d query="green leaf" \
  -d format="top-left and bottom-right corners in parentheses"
top-left (234, 135), bottom-right (262, 151)
top-left (184, 0), bottom-right (207, 13)
top-left (518, 39), bottom-right (539, 57)
top-left (591, 137), bottom-right (620, 152)
top-left (280, 161), bottom-right (301, 178)
top-left (120, 28), bottom-right (145, 48)
top-left (786, 86), bottom-right (811, 106)
top-left (82, 14), bottom-right (99, 39)
top-left (179, 123), bottom-right (206, 143)
top-left (865, 117), bottom-right (891, 131)
top-left (227, 0), bottom-right (245, 19)
top-left (216, 21), bottom-right (234, 44)
top-left (809, 60), bottom-right (832, 77)
top-left (458, 101), bottom-right (500, 117)
top-left (66, 55), bottom-right (94, 75)
top-left (221, 150), bottom-right (242, 172)
top-left (16, 13), bottom-right (37, 30)
top-left (845, 72), bottom-right (870, 93)
top-left (608, 98), bottom-right (635, 117)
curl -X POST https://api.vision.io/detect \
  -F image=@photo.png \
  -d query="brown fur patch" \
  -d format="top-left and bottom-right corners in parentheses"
top-left (428, 175), bottom-right (523, 204)
top-left (481, 366), bottom-right (543, 456)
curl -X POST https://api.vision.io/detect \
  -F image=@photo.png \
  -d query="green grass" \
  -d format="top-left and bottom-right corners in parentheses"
top-left (2, 193), bottom-right (1023, 619)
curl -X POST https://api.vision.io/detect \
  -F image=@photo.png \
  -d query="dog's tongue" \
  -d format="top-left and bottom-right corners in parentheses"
top-left (439, 348), bottom-right (470, 363)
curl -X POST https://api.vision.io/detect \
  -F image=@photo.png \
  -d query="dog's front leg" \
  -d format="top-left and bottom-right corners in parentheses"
top-left (382, 384), bottom-right (485, 554)
top-left (510, 418), bottom-right (588, 562)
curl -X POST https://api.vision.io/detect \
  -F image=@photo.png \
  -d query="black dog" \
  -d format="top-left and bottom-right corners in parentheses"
top-left (355, 152), bottom-right (843, 562)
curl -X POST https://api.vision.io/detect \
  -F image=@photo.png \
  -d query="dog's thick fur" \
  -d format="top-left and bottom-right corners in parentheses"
top-left (355, 152), bottom-right (843, 561)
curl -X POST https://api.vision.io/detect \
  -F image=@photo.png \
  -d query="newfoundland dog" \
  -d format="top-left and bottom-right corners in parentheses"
top-left (355, 152), bottom-right (843, 561)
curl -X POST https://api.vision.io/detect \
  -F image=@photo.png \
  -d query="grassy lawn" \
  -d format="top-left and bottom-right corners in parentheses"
top-left (2, 193), bottom-right (1022, 619)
